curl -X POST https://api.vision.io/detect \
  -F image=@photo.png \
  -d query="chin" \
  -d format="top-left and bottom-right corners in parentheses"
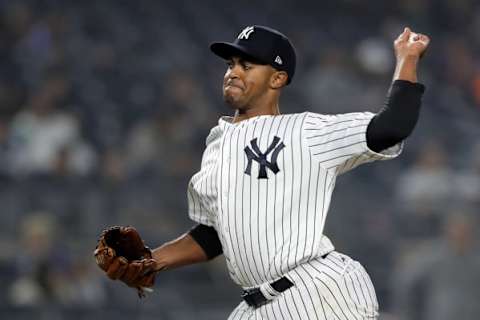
top-left (223, 94), bottom-right (243, 109)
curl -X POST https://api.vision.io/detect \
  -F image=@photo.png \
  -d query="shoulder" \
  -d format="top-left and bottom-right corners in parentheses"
top-left (275, 112), bottom-right (316, 125)
top-left (301, 112), bottom-right (334, 130)
top-left (205, 116), bottom-right (232, 146)
top-left (303, 111), bottom-right (331, 123)
top-left (205, 125), bottom-right (222, 146)
top-left (304, 111), bottom-right (375, 126)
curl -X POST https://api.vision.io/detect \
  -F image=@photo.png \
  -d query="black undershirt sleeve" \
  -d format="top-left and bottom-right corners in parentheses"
top-left (366, 80), bottom-right (426, 152)
top-left (188, 224), bottom-right (223, 260)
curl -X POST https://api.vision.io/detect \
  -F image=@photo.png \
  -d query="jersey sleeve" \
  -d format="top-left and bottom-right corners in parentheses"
top-left (303, 111), bottom-right (402, 174)
top-left (187, 127), bottom-right (220, 227)
top-left (187, 182), bottom-right (215, 227)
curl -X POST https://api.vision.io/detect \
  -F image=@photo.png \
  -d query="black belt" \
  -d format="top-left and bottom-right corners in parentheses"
top-left (241, 252), bottom-right (330, 308)
top-left (241, 276), bottom-right (293, 308)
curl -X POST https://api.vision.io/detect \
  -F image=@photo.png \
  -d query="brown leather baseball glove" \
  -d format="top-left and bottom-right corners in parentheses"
top-left (94, 226), bottom-right (157, 297)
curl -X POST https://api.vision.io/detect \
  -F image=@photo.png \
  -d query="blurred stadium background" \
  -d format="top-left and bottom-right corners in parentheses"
top-left (0, 0), bottom-right (479, 319)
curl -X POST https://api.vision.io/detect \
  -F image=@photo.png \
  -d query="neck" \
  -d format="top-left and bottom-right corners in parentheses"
top-left (232, 93), bottom-right (281, 123)
top-left (233, 105), bottom-right (280, 123)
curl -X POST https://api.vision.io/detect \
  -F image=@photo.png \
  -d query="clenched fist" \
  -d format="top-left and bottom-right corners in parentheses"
top-left (394, 27), bottom-right (430, 61)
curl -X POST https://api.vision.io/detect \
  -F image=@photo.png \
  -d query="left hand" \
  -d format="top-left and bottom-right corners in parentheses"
top-left (394, 27), bottom-right (430, 61)
top-left (94, 226), bottom-right (157, 297)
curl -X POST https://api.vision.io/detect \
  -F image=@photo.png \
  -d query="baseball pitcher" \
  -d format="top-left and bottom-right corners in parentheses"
top-left (95, 25), bottom-right (429, 319)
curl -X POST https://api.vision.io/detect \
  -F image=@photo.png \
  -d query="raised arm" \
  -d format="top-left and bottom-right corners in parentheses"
top-left (367, 27), bottom-right (430, 152)
top-left (393, 27), bottom-right (430, 82)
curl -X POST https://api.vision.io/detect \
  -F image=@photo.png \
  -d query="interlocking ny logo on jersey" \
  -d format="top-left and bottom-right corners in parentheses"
top-left (238, 26), bottom-right (254, 40)
top-left (244, 136), bottom-right (285, 179)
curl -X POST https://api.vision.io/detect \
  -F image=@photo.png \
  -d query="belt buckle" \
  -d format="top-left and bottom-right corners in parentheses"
top-left (241, 288), bottom-right (266, 308)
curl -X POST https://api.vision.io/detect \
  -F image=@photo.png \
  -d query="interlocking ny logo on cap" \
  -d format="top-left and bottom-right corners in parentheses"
top-left (238, 26), bottom-right (255, 40)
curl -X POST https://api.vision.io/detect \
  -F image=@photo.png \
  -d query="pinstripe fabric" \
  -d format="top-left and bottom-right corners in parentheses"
top-left (304, 112), bottom-right (402, 174)
top-left (187, 112), bottom-right (401, 318)
top-left (229, 252), bottom-right (379, 320)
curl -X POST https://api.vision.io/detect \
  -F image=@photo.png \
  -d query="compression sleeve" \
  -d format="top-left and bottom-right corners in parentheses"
top-left (188, 224), bottom-right (223, 260)
top-left (366, 80), bottom-right (425, 152)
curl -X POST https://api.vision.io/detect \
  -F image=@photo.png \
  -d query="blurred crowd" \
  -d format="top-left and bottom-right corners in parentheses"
top-left (0, 0), bottom-right (479, 319)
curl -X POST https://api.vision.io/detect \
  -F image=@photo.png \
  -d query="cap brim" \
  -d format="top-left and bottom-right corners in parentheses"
top-left (210, 42), bottom-right (267, 65)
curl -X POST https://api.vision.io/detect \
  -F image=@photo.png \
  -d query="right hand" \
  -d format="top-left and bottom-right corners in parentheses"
top-left (394, 27), bottom-right (430, 61)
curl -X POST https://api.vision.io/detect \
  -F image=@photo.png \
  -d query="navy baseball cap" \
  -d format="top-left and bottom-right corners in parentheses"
top-left (210, 25), bottom-right (297, 84)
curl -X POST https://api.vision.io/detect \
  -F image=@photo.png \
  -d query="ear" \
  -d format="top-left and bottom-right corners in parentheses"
top-left (270, 71), bottom-right (288, 89)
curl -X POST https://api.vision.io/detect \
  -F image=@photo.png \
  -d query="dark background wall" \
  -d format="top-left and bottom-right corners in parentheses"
top-left (1, 0), bottom-right (479, 319)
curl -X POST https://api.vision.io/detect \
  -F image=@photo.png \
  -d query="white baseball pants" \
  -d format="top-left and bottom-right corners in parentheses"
top-left (228, 251), bottom-right (379, 320)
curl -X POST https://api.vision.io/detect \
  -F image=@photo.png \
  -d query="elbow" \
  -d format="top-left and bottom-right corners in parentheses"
top-left (386, 118), bottom-right (419, 142)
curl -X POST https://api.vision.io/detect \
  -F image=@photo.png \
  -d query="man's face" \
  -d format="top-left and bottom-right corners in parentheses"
top-left (222, 56), bottom-right (275, 109)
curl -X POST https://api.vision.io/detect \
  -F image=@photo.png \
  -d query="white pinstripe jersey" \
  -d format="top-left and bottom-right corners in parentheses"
top-left (188, 111), bottom-right (401, 288)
